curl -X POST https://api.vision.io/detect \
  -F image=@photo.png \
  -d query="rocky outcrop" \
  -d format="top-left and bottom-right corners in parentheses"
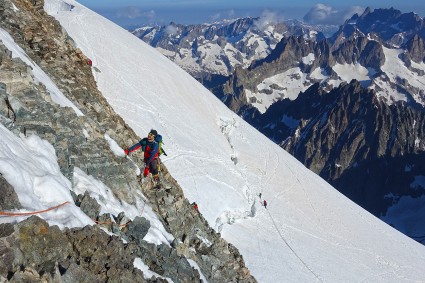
top-left (404, 34), bottom-right (425, 63)
top-left (0, 175), bottom-right (22, 211)
top-left (0, 0), bottom-right (256, 281)
top-left (213, 36), bottom-right (333, 115)
top-left (333, 36), bottom-right (385, 70)
top-left (0, 216), bottom-right (200, 282)
top-left (145, 167), bottom-right (253, 282)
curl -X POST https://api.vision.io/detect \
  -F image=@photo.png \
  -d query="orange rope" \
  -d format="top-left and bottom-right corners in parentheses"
top-left (0, 198), bottom-right (148, 229)
top-left (0, 201), bottom-right (70, 216)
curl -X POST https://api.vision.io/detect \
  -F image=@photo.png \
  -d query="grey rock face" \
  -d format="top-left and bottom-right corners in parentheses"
top-left (0, 175), bottom-right (22, 210)
top-left (405, 34), bottom-right (425, 63)
top-left (0, 0), bottom-right (142, 205)
top-left (125, 216), bottom-right (151, 243)
top-left (0, 216), bottom-right (145, 282)
top-left (75, 191), bottom-right (101, 220)
top-left (332, 36), bottom-right (385, 70)
top-left (142, 167), bottom-right (256, 283)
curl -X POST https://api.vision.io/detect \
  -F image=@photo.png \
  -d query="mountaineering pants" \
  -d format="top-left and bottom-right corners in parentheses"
top-left (144, 158), bottom-right (159, 177)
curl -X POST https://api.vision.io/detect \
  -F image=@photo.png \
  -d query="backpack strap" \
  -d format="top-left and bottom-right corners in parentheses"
top-left (140, 138), bottom-right (148, 151)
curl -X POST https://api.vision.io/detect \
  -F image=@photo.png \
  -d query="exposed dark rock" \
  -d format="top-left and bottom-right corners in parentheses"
top-left (0, 175), bottom-right (22, 210)
top-left (332, 7), bottom-right (425, 45)
top-left (333, 36), bottom-right (385, 70)
top-left (125, 216), bottom-right (151, 243)
top-left (75, 191), bottom-right (101, 220)
top-left (405, 34), bottom-right (425, 63)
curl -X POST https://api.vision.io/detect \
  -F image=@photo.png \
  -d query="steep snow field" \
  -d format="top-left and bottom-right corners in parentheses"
top-left (1, 0), bottom-right (421, 282)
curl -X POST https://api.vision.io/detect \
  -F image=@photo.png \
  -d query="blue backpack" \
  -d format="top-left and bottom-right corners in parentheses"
top-left (140, 134), bottom-right (166, 156)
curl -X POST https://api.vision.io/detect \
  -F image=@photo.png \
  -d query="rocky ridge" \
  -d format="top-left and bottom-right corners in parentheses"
top-left (0, 0), bottom-right (256, 282)
top-left (331, 7), bottom-right (425, 48)
top-left (213, 32), bottom-right (389, 117)
top-left (134, 18), bottom-right (333, 80)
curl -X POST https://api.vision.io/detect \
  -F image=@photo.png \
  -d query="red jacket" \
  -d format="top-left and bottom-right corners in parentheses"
top-left (128, 139), bottom-right (159, 165)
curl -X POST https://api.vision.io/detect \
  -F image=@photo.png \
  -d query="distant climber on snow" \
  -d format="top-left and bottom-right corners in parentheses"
top-left (125, 129), bottom-right (163, 182)
top-left (263, 199), bottom-right (267, 208)
top-left (192, 202), bottom-right (198, 210)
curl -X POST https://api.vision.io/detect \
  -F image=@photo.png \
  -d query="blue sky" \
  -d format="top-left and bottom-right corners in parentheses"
top-left (77, 0), bottom-right (425, 28)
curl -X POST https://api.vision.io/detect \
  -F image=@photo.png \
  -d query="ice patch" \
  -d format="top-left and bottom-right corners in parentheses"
top-left (133, 258), bottom-right (173, 282)
top-left (104, 133), bottom-right (125, 157)
top-left (302, 53), bottom-right (315, 65)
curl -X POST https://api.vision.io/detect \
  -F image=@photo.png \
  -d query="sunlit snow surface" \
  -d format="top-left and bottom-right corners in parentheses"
top-left (0, 0), bottom-right (417, 282)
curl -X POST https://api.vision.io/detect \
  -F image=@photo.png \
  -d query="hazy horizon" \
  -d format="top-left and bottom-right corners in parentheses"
top-left (76, 1), bottom-right (425, 29)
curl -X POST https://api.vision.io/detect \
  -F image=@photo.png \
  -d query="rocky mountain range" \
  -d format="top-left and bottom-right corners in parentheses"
top-left (0, 0), bottom-right (255, 281)
top-left (133, 18), bottom-right (337, 80)
top-left (138, 7), bottom-right (425, 244)
top-left (331, 7), bottom-right (425, 48)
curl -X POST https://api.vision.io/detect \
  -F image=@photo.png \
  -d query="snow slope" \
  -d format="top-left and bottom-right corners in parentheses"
top-left (2, 0), bottom-right (419, 282)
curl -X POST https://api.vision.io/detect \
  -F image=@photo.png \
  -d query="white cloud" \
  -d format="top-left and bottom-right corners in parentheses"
top-left (209, 9), bottom-right (236, 23)
top-left (209, 12), bottom-right (222, 22)
top-left (303, 4), bottom-right (364, 25)
top-left (226, 9), bottom-right (235, 18)
top-left (142, 9), bottom-right (156, 22)
top-left (165, 24), bottom-right (178, 35)
top-left (254, 10), bottom-right (284, 31)
top-left (116, 7), bottom-right (156, 21)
